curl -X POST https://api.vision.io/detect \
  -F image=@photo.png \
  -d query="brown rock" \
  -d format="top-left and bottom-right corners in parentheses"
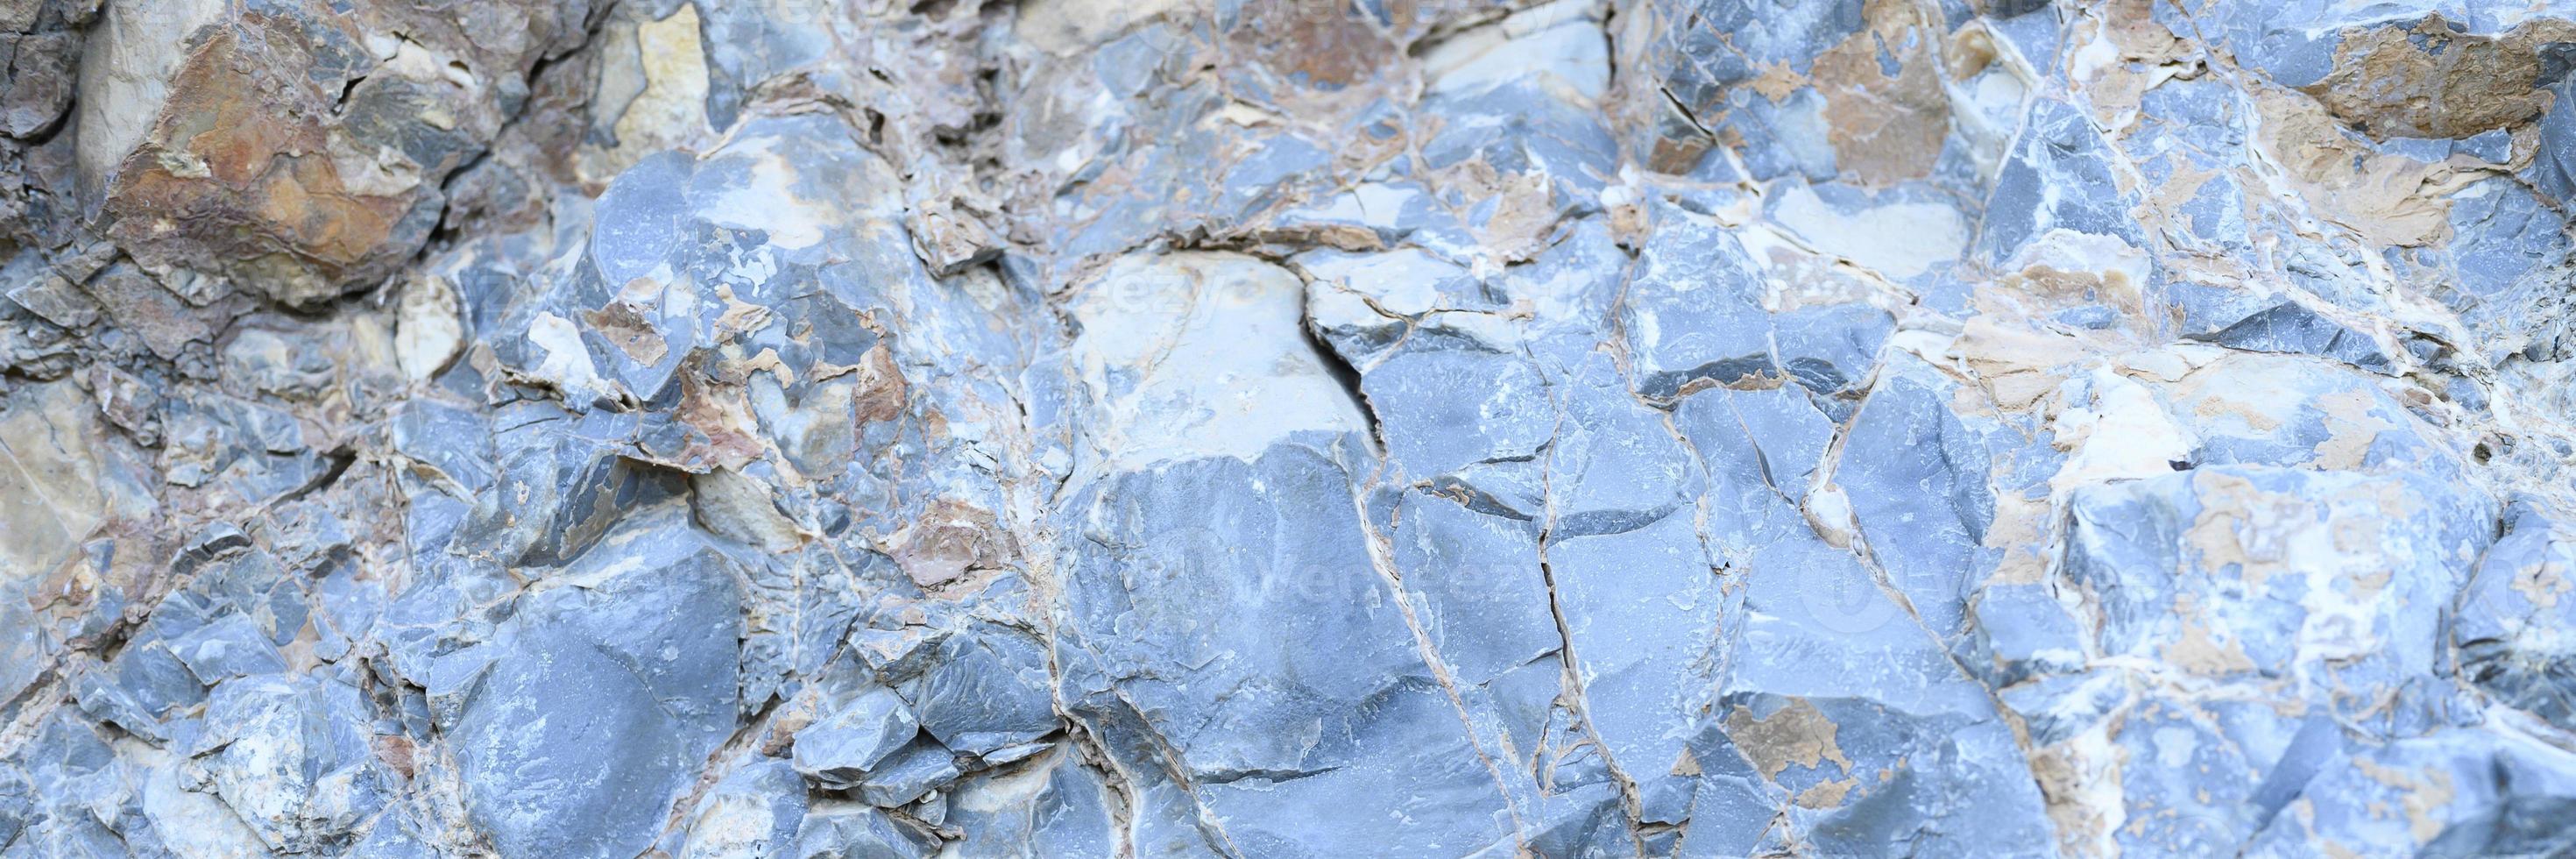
top-left (77, 0), bottom-right (593, 306)
top-left (2300, 15), bottom-right (2576, 140)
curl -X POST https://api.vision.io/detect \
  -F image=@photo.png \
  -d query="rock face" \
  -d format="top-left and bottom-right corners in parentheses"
top-left (6, 0), bottom-right (2576, 855)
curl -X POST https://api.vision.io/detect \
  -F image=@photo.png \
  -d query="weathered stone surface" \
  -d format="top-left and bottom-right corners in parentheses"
top-left (680, 758), bottom-right (807, 859)
top-left (449, 505), bottom-right (747, 858)
top-left (2456, 500), bottom-right (2576, 734)
top-left (791, 685), bottom-right (920, 790)
top-left (74, 0), bottom-right (594, 306)
top-left (9, 0), bottom-right (2576, 855)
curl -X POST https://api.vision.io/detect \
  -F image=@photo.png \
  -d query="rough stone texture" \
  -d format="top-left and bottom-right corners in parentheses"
top-left (7, 0), bottom-right (2576, 855)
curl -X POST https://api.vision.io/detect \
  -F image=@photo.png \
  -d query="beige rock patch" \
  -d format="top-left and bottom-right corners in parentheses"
top-left (0, 382), bottom-right (113, 586)
top-left (1723, 698), bottom-right (1852, 779)
top-left (1811, 0), bottom-right (1951, 186)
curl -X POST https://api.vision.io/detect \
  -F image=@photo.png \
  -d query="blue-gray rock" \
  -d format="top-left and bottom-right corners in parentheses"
top-left (853, 738), bottom-right (959, 809)
top-left (792, 686), bottom-right (921, 790)
top-left (897, 622), bottom-right (1058, 761)
top-left (938, 746), bottom-right (1121, 858)
top-left (450, 505), bottom-right (747, 859)
top-left (793, 800), bottom-right (934, 859)
top-left (181, 672), bottom-right (389, 852)
top-left (2060, 465), bottom-right (2495, 727)
top-left (2454, 500), bottom-right (2576, 732)
top-left (681, 758), bottom-right (809, 859)
top-left (18, 0), bottom-right (2576, 854)
top-left (2247, 728), bottom-right (2576, 856)
top-left (1836, 356), bottom-right (1998, 638)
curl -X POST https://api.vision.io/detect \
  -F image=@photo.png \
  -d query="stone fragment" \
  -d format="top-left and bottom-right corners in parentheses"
top-left (792, 685), bottom-right (920, 790)
top-left (2454, 500), bottom-right (2576, 732)
top-left (680, 759), bottom-right (807, 859)
top-left (182, 673), bottom-right (389, 852)
top-left (794, 799), bottom-right (935, 859)
top-left (450, 505), bottom-right (747, 859)
top-left (854, 738), bottom-right (959, 809)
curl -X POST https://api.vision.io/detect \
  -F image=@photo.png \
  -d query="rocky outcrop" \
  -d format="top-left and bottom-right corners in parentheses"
top-left (6, 0), bottom-right (2576, 855)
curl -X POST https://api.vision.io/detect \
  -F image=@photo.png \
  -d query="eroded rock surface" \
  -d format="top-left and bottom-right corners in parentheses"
top-left (7, 0), bottom-right (2576, 855)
